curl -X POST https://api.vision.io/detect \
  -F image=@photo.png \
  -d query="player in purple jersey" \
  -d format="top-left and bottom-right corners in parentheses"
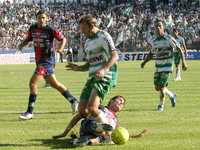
top-left (18, 10), bottom-right (79, 120)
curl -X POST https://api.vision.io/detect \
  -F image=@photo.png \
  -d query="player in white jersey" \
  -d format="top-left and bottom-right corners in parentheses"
top-left (141, 19), bottom-right (187, 112)
top-left (52, 95), bottom-right (126, 146)
top-left (172, 28), bottom-right (187, 81)
top-left (66, 15), bottom-right (118, 125)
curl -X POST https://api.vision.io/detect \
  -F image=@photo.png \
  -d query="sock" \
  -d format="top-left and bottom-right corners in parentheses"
top-left (27, 94), bottom-right (37, 114)
top-left (176, 68), bottom-right (181, 78)
top-left (62, 90), bottom-right (77, 103)
top-left (159, 92), bottom-right (164, 106)
top-left (163, 88), bottom-right (174, 98)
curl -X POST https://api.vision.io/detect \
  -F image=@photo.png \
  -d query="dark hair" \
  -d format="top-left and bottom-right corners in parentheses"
top-left (154, 18), bottom-right (163, 24)
top-left (36, 9), bottom-right (48, 17)
top-left (107, 95), bottom-right (126, 107)
top-left (79, 15), bottom-right (97, 26)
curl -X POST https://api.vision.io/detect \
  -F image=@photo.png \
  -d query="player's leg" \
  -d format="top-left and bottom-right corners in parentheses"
top-left (44, 77), bottom-right (51, 88)
top-left (44, 64), bottom-right (55, 88)
top-left (19, 74), bottom-right (42, 120)
top-left (47, 74), bottom-right (79, 113)
top-left (87, 77), bottom-right (111, 122)
top-left (154, 72), bottom-right (163, 111)
top-left (154, 72), bottom-right (170, 112)
top-left (87, 89), bottom-right (102, 120)
top-left (174, 52), bottom-right (181, 81)
top-left (155, 85), bottom-right (165, 112)
top-left (161, 72), bottom-right (176, 107)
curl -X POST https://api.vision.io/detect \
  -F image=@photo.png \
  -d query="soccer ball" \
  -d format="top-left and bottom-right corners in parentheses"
top-left (111, 127), bottom-right (129, 145)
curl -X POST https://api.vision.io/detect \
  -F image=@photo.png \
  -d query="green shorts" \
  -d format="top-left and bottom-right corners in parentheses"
top-left (174, 52), bottom-right (181, 65)
top-left (80, 77), bottom-right (113, 103)
top-left (154, 72), bottom-right (170, 87)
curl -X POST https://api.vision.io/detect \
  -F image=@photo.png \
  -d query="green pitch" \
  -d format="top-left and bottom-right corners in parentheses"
top-left (0, 61), bottom-right (200, 150)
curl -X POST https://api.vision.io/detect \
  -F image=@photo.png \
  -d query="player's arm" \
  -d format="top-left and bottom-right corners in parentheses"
top-left (96, 50), bottom-right (118, 79)
top-left (182, 38), bottom-right (187, 56)
top-left (141, 51), bottom-right (153, 68)
top-left (18, 39), bottom-right (30, 51)
top-left (56, 37), bottom-right (66, 53)
top-left (53, 29), bottom-right (67, 53)
top-left (176, 45), bottom-right (187, 70)
top-left (52, 113), bottom-right (82, 139)
top-left (65, 62), bottom-right (89, 71)
top-left (18, 27), bottom-right (32, 51)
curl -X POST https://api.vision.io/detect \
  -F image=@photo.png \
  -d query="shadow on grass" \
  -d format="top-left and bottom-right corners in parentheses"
top-left (31, 138), bottom-right (115, 149)
top-left (0, 143), bottom-right (42, 147)
top-left (0, 139), bottom-right (74, 149)
top-left (0, 111), bottom-right (72, 115)
top-left (123, 108), bottom-right (156, 112)
top-left (31, 138), bottom-right (76, 149)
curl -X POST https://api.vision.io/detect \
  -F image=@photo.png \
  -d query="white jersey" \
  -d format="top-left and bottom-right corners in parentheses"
top-left (151, 33), bottom-right (179, 72)
top-left (88, 107), bottom-right (118, 129)
top-left (84, 30), bottom-right (118, 86)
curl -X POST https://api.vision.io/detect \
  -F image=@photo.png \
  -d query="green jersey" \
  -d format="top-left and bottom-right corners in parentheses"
top-left (151, 34), bottom-right (179, 73)
top-left (174, 35), bottom-right (185, 52)
top-left (84, 30), bottom-right (117, 86)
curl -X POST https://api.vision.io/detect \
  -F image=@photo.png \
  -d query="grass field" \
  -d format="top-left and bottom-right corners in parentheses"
top-left (0, 61), bottom-right (200, 150)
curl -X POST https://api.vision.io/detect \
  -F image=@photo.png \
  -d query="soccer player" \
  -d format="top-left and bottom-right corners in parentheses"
top-left (65, 15), bottom-right (118, 123)
top-left (18, 10), bottom-right (79, 120)
top-left (52, 95), bottom-right (126, 146)
top-left (141, 19), bottom-right (187, 112)
top-left (172, 28), bottom-right (187, 81)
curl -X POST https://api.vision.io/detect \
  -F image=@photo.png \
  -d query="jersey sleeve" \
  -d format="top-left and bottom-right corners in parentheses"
top-left (53, 29), bottom-right (65, 41)
top-left (101, 31), bottom-right (116, 52)
top-left (169, 36), bottom-right (180, 49)
top-left (26, 26), bottom-right (33, 42)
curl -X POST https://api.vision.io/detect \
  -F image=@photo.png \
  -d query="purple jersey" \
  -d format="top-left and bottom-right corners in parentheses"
top-left (26, 24), bottom-right (64, 64)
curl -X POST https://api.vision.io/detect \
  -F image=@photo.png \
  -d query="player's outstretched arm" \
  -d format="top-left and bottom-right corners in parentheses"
top-left (18, 39), bottom-right (29, 51)
top-left (129, 129), bottom-right (149, 139)
top-left (52, 113), bottom-right (82, 139)
top-left (176, 46), bottom-right (187, 71)
top-left (141, 52), bottom-right (152, 68)
top-left (65, 62), bottom-right (89, 71)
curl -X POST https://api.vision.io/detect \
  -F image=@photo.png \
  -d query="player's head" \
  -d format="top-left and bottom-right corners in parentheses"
top-left (154, 18), bottom-right (165, 36)
top-left (79, 15), bottom-right (97, 37)
top-left (36, 9), bottom-right (49, 27)
top-left (107, 95), bottom-right (126, 112)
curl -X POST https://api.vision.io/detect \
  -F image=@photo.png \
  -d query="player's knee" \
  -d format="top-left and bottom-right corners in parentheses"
top-left (88, 106), bottom-right (99, 117)
top-left (155, 86), bottom-right (161, 91)
top-left (29, 82), bottom-right (37, 89)
top-left (79, 109), bottom-right (88, 118)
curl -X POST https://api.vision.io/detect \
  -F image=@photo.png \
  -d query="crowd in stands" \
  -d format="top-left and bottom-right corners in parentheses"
top-left (0, 0), bottom-right (200, 53)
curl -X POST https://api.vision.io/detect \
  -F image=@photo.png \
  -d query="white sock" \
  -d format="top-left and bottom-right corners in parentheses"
top-left (176, 68), bottom-right (181, 78)
top-left (163, 88), bottom-right (174, 98)
top-left (159, 92), bottom-right (164, 106)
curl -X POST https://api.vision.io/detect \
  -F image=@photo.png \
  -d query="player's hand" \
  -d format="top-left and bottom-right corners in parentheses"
top-left (141, 62), bottom-right (145, 68)
top-left (182, 63), bottom-right (187, 71)
top-left (18, 44), bottom-right (23, 52)
top-left (65, 63), bottom-right (80, 71)
top-left (56, 49), bottom-right (63, 53)
top-left (95, 68), bottom-right (108, 79)
top-left (184, 52), bottom-right (188, 58)
top-left (52, 133), bottom-right (66, 139)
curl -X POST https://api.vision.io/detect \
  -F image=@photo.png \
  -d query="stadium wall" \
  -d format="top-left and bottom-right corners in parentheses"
top-left (0, 50), bottom-right (200, 64)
